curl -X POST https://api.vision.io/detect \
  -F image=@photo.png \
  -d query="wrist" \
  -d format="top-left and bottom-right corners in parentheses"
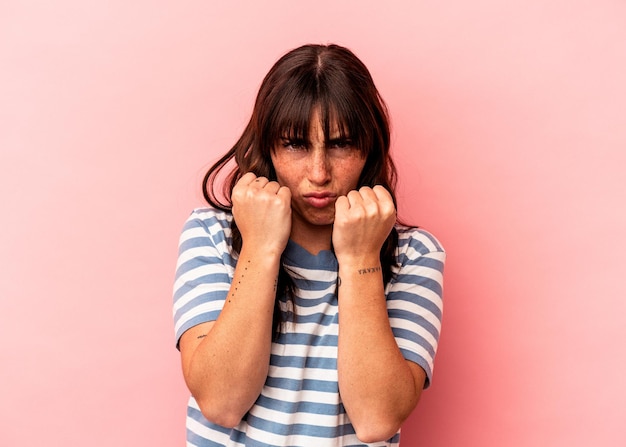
top-left (337, 253), bottom-right (381, 271)
top-left (239, 245), bottom-right (283, 268)
top-left (240, 238), bottom-right (286, 259)
top-left (337, 258), bottom-right (383, 288)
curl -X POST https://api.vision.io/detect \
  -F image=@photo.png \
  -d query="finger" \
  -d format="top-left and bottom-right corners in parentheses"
top-left (346, 189), bottom-right (365, 207)
top-left (251, 176), bottom-right (270, 188)
top-left (357, 187), bottom-right (385, 218)
top-left (372, 185), bottom-right (396, 217)
top-left (372, 185), bottom-right (392, 202)
top-left (238, 172), bottom-right (258, 186)
top-left (334, 195), bottom-right (349, 216)
top-left (358, 186), bottom-right (378, 203)
top-left (262, 180), bottom-right (282, 194)
top-left (276, 185), bottom-right (292, 201)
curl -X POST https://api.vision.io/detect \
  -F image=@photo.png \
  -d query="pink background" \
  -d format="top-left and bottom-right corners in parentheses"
top-left (2, 1), bottom-right (625, 445)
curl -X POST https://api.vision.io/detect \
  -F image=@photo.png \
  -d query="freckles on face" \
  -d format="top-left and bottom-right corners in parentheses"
top-left (269, 117), bottom-right (367, 228)
top-left (270, 127), bottom-right (366, 194)
top-left (271, 110), bottom-right (366, 189)
top-left (272, 147), bottom-right (365, 231)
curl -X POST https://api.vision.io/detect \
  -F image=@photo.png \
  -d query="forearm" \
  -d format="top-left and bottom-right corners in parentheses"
top-left (183, 248), bottom-right (280, 426)
top-left (337, 258), bottom-right (422, 442)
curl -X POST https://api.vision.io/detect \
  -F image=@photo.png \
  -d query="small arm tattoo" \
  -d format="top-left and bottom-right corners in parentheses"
top-left (230, 259), bottom-right (251, 302)
top-left (358, 266), bottom-right (381, 275)
top-left (197, 334), bottom-right (207, 340)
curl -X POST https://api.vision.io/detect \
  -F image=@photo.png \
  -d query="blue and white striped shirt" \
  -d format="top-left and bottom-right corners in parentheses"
top-left (173, 207), bottom-right (445, 446)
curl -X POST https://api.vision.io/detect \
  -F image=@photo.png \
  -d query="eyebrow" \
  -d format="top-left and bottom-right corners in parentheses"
top-left (277, 126), bottom-right (353, 144)
top-left (326, 136), bottom-right (352, 144)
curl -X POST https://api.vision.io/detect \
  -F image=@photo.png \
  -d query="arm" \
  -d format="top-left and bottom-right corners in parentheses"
top-left (333, 186), bottom-right (426, 443)
top-left (178, 173), bottom-right (291, 428)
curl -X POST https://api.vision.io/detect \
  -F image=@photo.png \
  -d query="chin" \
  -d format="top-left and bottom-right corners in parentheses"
top-left (306, 212), bottom-right (335, 227)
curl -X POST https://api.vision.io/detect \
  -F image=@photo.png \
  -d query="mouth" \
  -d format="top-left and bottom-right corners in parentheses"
top-left (303, 192), bottom-right (337, 209)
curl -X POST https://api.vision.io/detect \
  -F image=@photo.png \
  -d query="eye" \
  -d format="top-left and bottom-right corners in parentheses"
top-left (328, 139), bottom-right (353, 150)
top-left (281, 138), bottom-right (307, 151)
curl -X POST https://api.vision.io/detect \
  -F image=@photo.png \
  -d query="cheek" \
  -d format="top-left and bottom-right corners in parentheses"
top-left (269, 153), bottom-right (283, 178)
top-left (270, 154), bottom-right (295, 186)
top-left (340, 158), bottom-right (367, 185)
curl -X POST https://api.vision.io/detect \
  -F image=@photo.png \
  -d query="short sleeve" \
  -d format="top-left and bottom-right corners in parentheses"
top-left (386, 226), bottom-right (446, 388)
top-left (172, 208), bottom-right (237, 348)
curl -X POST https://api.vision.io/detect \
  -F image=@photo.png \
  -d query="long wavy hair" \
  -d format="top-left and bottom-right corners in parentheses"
top-left (203, 44), bottom-right (400, 336)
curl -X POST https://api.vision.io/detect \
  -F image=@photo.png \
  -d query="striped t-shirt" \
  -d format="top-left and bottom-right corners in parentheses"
top-left (173, 207), bottom-right (445, 447)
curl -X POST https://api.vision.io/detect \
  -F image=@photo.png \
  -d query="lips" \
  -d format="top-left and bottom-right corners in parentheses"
top-left (303, 192), bottom-right (337, 208)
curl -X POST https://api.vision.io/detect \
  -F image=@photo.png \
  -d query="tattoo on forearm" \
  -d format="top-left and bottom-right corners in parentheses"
top-left (230, 260), bottom-right (251, 303)
top-left (358, 266), bottom-right (381, 275)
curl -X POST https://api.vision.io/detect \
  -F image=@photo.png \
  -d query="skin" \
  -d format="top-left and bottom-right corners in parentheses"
top-left (179, 110), bottom-right (426, 442)
top-left (269, 112), bottom-right (367, 254)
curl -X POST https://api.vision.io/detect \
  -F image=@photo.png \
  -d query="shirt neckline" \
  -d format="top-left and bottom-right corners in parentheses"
top-left (283, 239), bottom-right (338, 270)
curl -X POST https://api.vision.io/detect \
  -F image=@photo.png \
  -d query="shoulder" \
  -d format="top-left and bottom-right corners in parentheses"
top-left (392, 225), bottom-right (446, 278)
top-left (181, 207), bottom-right (233, 237)
top-left (183, 207), bottom-right (233, 231)
top-left (178, 207), bottom-right (234, 252)
top-left (395, 224), bottom-right (445, 256)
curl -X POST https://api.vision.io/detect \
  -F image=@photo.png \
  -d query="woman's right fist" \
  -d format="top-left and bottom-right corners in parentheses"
top-left (231, 172), bottom-right (292, 255)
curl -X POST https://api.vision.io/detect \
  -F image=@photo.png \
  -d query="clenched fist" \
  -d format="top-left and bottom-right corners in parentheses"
top-left (332, 185), bottom-right (396, 264)
top-left (232, 172), bottom-right (292, 256)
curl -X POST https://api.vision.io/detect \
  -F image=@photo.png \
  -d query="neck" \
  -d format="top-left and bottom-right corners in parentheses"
top-left (289, 222), bottom-right (333, 255)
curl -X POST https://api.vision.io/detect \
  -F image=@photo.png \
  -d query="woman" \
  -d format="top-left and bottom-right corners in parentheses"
top-left (173, 43), bottom-right (445, 446)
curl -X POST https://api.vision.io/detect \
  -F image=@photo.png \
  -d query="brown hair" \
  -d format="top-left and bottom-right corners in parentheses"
top-left (203, 44), bottom-right (400, 336)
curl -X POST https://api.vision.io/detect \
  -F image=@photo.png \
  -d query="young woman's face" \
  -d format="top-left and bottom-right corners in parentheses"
top-left (270, 110), bottom-right (367, 236)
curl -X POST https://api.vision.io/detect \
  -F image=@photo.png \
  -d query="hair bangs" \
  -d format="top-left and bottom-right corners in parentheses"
top-left (318, 91), bottom-right (371, 155)
top-left (262, 76), bottom-right (318, 150)
top-left (264, 96), bottom-right (372, 155)
top-left (317, 70), bottom-right (378, 156)
top-left (262, 70), bottom-right (377, 155)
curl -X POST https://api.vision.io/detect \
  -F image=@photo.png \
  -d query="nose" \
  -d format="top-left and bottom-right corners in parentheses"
top-left (308, 148), bottom-right (331, 186)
